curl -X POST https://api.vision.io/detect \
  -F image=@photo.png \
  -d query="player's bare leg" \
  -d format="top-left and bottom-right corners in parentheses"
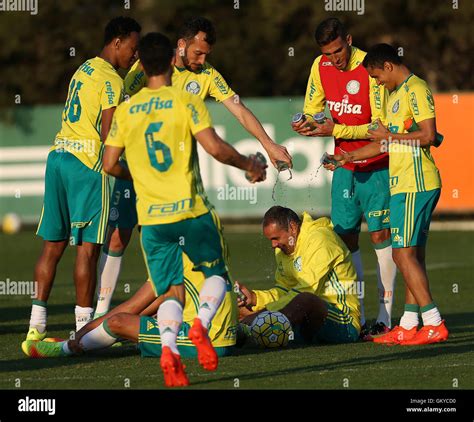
top-left (27, 240), bottom-right (68, 340)
top-left (74, 242), bottom-right (101, 330)
top-left (369, 228), bottom-right (397, 334)
top-left (95, 227), bottom-right (133, 318)
top-left (387, 247), bottom-right (447, 345)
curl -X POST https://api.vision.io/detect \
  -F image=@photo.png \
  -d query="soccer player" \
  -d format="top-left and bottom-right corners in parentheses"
top-left (331, 43), bottom-right (448, 345)
top-left (291, 18), bottom-right (397, 339)
top-left (94, 16), bottom-right (292, 320)
top-left (21, 253), bottom-right (238, 360)
top-left (238, 206), bottom-right (361, 344)
top-left (102, 32), bottom-right (266, 386)
top-left (26, 17), bottom-right (141, 341)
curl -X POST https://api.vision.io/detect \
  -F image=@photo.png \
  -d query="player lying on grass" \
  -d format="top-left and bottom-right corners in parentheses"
top-left (330, 44), bottom-right (448, 345)
top-left (237, 206), bottom-right (361, 344)
top-left (22, 254), bottom-right (237, 359)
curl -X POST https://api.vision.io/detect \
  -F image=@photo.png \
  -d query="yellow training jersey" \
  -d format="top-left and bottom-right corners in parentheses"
top-left (303, 46), bottom-right (387, 140)
top-left (386, 74), bottom-right (441, 195)
top-left (124, 60), bottom-right (235, 102)
top-left (105, 85), bottom-right (213, 225)
top-left (182, 254), bottom-right (237, 348)
top-left (54, 57), bottom-right (123, 172)
top-left (252, 213), bottom-right (361, 331)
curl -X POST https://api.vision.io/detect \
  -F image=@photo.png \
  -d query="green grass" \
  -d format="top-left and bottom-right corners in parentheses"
top-left (1, 229), bottom-right (473, 389)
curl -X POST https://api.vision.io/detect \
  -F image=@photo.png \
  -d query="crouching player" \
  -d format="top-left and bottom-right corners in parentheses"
top-left (22, 254), bottom-right (238, 359)
top-left (238, 206), bottom-right (361, 344)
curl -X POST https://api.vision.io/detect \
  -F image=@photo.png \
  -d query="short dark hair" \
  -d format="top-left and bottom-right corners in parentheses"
top-left (104, 16), bottom-right (141, 45)
top-left (138, 33), bottom-right (174, 76)
top-left (263, 206), bottom-right (301, 230)
top-left (314, 18), bottom-right (348, 47)
top-left (178, 16), bottom-right (216, 45)
top-left (362, 43), bottom-right (403, 69)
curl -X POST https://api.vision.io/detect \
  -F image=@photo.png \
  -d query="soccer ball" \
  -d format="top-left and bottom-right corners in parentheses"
top-left (2, 213), bottom-right (22, 234)
top-left (250, 311), bottom-right (292, 348)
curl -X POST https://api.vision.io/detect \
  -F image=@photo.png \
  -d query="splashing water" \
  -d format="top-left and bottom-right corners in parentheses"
top-left (272, 167), bottom-right (293, 202)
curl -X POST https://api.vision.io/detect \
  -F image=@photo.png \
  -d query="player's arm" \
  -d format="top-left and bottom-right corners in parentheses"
top-left (332, 140), bottom-right (385, 166)
top-left (222, 96), bottom-right (293, 169)
top-left (103, 113), bottom-right (132, 180)
top-left (195, 127), bottom-right (266, 182)
top-left (100, 107), bottom-right (116, 142)
top-left (368, 118), bottom-right (437, 147)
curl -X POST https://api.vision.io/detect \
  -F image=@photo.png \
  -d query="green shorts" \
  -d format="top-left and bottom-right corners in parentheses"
top-left (108, 178), bottom-right (138, 229)
top-left (293, 302), bottom-right (359, 344)
top-left (140, 211), bottom-right (228, 296)
top-left (331, 167), bottom-right (391, 234)
top-left (138, 316), bottom-right (234, 358)
top-left (390, 189), bottom-right (440, 248)
top-left (36, 151), bottom-right (109, 245)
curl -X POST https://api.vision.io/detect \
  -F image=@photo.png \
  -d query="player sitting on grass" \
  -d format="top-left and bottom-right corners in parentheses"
top-left (237, 206), bottom-right (361, 344)
top-left (331, 44), bottom-right (448, 345)
top-left (22, 254), bottom-right (238, 359)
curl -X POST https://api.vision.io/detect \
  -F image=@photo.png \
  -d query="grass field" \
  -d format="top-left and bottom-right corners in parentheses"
top-left (1, 229), bottom-right (473, 390)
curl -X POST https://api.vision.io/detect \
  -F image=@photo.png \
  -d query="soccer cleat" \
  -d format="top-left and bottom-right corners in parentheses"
top-left (160, 346), bottom-right (189, 387)
top-left (43, 337), bottom-right (65, 343)
top-left (399, 320), bottom-right (449, 346)
top-left (373, 325), bottom-right (418, 345)
top-left (26, 328), bottom-right (47, 341)
top-left (359, 323), bottom-right (370, 341)
top-left (188, 318), bottom-right (218, 371)
top-left (362, 322), bottom-right (391, 342)
top-left (21, 340), bottom-right (68, 358)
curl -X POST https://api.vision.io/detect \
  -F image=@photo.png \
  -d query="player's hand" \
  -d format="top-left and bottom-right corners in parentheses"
top-left (368, 119), bottom-right (390, 142)
top-left (245, 154), bottom-right (267, 183)
top-left (331, 153), bottom-right (351, 167)
top-left (68, 339), bottom-right (84, 355)
top-left (291, 119), bottom-right (313, 136)
top-left (235, 282), bottom-right (255, 308)
top-left (307, 119), bottom-right (335, 137)
top-left (265, 143), bottom-right (293, 169)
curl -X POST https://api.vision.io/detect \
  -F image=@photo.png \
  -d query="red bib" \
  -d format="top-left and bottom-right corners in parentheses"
top-left (319, 56), bottom-right (388, 172)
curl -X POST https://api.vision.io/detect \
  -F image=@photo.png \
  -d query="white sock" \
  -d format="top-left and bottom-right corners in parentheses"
top-left (95, 251), bottom-right (123, 317)
top-left (374, 245), bottom-right (397, 328)
top-left (197, 275), bottom-right (227, 329)
top-left (29, 303), bottom-right (47, 333)
top-left (351, 250), bottom-right (366, 326)
top-left (421, 306), bottom-right (442, 327)
top-left (75, 306), bottom-right (94, 331)
top-left (157, 299), bottom-right (183, 355)
top-left (79, 321), bottom-right (118, 351)
top-left (399, 311), bottom-right (419, 330)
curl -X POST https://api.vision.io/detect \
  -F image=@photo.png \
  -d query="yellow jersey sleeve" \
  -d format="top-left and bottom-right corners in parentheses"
top-left (408, 80), bottom-right (436, 123)
top-left (124, 60), bottom-right (146, 97)
top-left (303, 56), bottom-right (326, 116)
top-left (208, 67), bottom-right (235, 102)
top-left (100, 75), bottom-right (123, 110)
top-left (184, 93), bottom-right (213, 134)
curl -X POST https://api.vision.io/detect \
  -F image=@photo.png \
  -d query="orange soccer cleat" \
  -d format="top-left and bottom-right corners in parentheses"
top-left (188, 318), bottom-right (218, 371)
top-left (373, 325), bottom-right (418, 345)
top-left (399, 320), bottom-right (449, 346)
top-left (160, 346), bottom-right (189, 387)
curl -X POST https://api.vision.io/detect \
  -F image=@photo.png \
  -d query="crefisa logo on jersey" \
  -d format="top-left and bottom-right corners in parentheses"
top-left (186, 81), bottom-right (201, 95)
top-left (392, 99), bottom-right (400, 113)
top-left (346, 80), bottom-right (360, 95)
